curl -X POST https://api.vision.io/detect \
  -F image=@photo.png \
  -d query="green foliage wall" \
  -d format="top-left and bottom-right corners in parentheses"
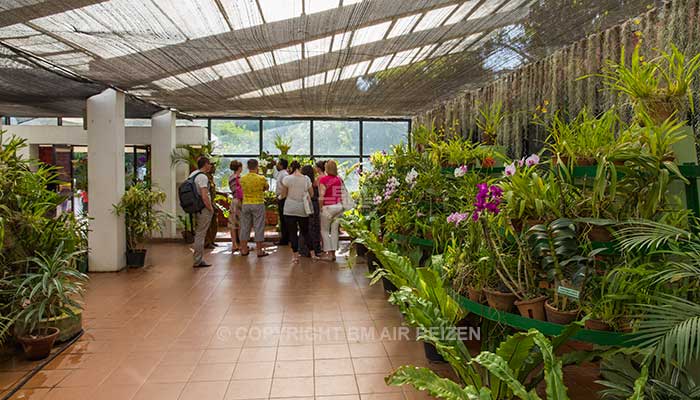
top-left (414, 0), bottom-right (700, 157)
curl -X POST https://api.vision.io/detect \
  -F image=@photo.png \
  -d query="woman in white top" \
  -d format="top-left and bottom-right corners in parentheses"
top-left (280, 160), bottom-right (317, 263)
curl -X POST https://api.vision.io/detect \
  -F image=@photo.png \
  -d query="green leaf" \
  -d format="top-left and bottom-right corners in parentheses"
top-left (387, 366), bottom-right (475, 400)
top-left (473, 352), bottom-right (542, 400)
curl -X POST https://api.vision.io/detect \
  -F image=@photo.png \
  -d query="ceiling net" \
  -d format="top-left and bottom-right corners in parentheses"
top-left (0, 0), bottom-right (657, 118)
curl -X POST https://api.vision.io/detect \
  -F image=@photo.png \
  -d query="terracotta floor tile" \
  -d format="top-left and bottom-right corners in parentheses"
top-left (159, 350), bottom-right (203, 366)
top-left (7, 388), bottom-right (50, 400)
top-left (199, 348), bottom-right (242, 364)
top-left (315, 375), bottom-right (359, 396)
top-left (361, 393), bottom-right (405, 400)
top-left (356, 374), bottom-right (402, 394)
top-left (316, 396), bottom-right (360, 400)
top-left (146, 364), bottom-right (195, 383)
top-left (231, 362), bottom-right (274, 380)
top-left (270, 377), bottom-right (314, 398)
top-left (44, 387), bottom-right (94, 400)
top-left (133, 382), bottom-right (185, 400)
top-left (23, 370), bottom-right (72, 389)
top-left (314, 344), bottom-right (350, 359)
top-left (238, 347), bottom-right (277, 362)
top-left (315, 359), bottom-right (355, 376)
top-left (349, 343), bottom-right (387, 358)
top-left (276, 345), bottom-right (313, 361)
top-left (189, 363), bottom-right (236, 381)
top-left (90, 384), bottom-right (141, 400)
top-left (224, 379), bottom-right (271, 400)
top-left (56, 366), bottom-right (113, 388)
top-left (179, 381), bottom-right (229, 400)
top-left (0, 372), bottom-right (27, 391)
top-left (273, 360), bottom-right (313, 377)
top-left (352, 357), bottom-right (393, 375)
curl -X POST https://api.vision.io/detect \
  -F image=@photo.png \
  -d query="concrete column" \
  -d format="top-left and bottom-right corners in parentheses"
top-left (87, 89), bottom-right (126, 271)
top-left (151, 110), bottom-right (177, 238)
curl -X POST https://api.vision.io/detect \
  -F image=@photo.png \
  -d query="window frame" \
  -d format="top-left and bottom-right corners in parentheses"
top-left (204, 116), bottom-right (411, 166)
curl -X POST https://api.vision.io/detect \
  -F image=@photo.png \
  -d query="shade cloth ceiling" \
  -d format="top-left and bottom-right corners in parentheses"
top-left (0, 0), bottom-right (656, 118)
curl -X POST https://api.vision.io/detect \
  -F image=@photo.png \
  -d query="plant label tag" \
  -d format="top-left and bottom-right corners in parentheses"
top-left (557, 286), bottom-right (580, 300)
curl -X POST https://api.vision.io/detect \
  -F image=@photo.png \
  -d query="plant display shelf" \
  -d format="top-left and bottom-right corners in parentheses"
top-left (458, 296), bottom-right (639, 347)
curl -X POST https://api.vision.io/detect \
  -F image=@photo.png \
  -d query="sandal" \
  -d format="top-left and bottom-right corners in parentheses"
top-left (256, 252), bottom-right (269, 258)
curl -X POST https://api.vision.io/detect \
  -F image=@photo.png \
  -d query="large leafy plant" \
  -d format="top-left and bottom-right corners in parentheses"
top-left (113, 183), bottom-right (171, 250)
top-left (13, 244), bottom-right (88, 336)
top-left (476, 101), bottom-right (506, 145)
top-left (526, 219), bottom-right (596, 311)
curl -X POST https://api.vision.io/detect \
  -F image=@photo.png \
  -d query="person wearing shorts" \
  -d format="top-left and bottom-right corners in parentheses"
top-left (239, 159), bottom-right (269, 257)
top-left (228, 160), bottom-right (244, 253)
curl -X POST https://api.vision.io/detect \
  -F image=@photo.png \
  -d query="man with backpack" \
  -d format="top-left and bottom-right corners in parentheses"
top-left (179, 157), bottom-right (214, 268)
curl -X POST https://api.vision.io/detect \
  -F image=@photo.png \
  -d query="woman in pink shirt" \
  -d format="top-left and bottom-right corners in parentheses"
top-left (228, 160), bottom-right (244, 253)
top-left (318, 160), bottom-right (344, 261)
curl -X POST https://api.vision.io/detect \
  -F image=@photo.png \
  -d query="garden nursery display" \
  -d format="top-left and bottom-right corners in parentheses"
top-left (343, 42), bottom-right (700, 399)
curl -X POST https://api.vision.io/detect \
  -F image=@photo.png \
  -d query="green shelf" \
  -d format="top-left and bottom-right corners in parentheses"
top-left (458, 296), bottom-right (640, 347)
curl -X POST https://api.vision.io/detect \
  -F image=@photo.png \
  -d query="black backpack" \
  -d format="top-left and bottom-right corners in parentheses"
top-left (179, 172), bottom-right (206, 214)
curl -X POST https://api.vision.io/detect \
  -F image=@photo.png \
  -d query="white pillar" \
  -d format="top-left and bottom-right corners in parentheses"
top-left (151, 110), bottom-right (177, 238)
top-left (87, 89), bottom-right (126, 271)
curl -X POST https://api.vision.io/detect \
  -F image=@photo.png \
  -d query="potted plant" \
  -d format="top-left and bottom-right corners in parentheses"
top-left (113, 183), bottom-right (171, 268)
top-left (13, 244), bottom-right (88, 360)
top-left (274, 134), bottom-right (292, 156)
top-left (593, 44), bottom-right (700, 125)
top-left (178, 215), bottom-right (194, 243)
top-left (264, 190), bottom-right (279, 226)
top-left (546, 109), bottom-right (619, 166)
top-left (475, 101), bottom-right (505, 145)
top-left (527, 218), bottom-right (597, 324)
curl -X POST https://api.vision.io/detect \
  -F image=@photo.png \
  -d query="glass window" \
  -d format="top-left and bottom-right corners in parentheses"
top-left (10, 117), bottom-right (58, 125)
top-left (263, 120), bottom-right (310, 155)
top-left (214, 157), bottom-right (271, 193)
top-left (329, 157), bottom-right (362, 192)
top-left (362, 121), bottom-right (409, 155)
top-left (313, 121), bottom-right (359, 156)
top-left (211, 119), bottom-right (259, 155)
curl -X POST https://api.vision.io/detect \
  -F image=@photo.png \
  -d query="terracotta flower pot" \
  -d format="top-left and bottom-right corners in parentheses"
top-left (544, 301), bottom-right (579, 325)
top-left (17, 327), bottom-right (60, 360)
top-left (467, 287), bottom-right (483, 303)
top-left (641, 98), bottom-right (676, 125)
top-left (514, 296), bottom-right (547, 320)
top-left (265, 209), bottom-right (278, 226)
top-left (584, 318), bottom-right (611, 331)
top-left (483, 288), bottom-right (517, 312)
top-left (575, 157), bottom-right (597, 166)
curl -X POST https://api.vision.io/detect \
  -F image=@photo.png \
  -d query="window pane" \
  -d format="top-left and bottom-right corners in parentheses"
top-left (211, 119), bottom-right (259, 155)
top-left (263, 120), bottom-right (310, 155)
top-left (362, 121), bottom-right (409, 155)
top-left (10, 117), bottom-right (58, 125)
top-left (214, 157), bottom-right (271, 193)
top-left (313, 120), bottom-right (359, 155)
top-left (326, 157), bottom-right (361, 192)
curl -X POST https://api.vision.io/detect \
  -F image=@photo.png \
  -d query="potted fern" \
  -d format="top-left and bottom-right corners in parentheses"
top-left (113, 184), bottom-right (171, 267)
top-left (13, 245), bottom-right (88, 360)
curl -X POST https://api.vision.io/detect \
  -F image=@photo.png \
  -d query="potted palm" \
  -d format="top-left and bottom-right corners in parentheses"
top-left (113, 184), bottom-right (171, 267)
top-left (13, 245), bottom-right (88, 360)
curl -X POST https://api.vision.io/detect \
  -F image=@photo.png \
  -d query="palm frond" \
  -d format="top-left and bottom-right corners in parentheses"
top-left (635, 294), bottom-right (700, 369)
top-left (616, 220), bottom-right (696, 254)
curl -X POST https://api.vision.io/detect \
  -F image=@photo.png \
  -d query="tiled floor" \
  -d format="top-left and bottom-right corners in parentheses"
top-left (0, 243), bottom-right (448, 400)
top-left (0, 242), bottom-right (603, 400)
